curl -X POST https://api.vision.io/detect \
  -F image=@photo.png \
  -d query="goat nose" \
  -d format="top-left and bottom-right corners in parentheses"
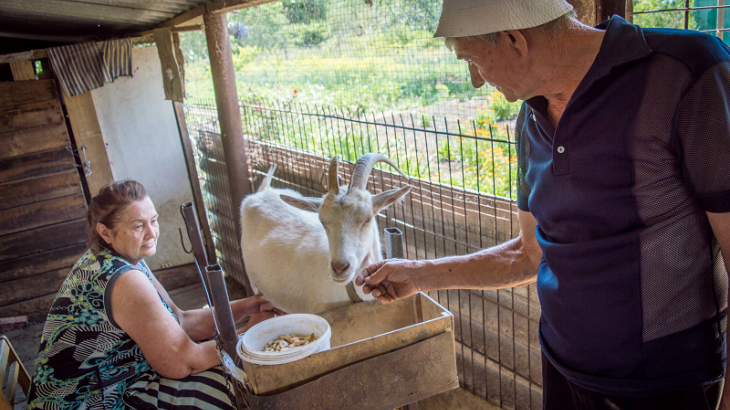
top-left (331, 261), bottom-right (350, 274)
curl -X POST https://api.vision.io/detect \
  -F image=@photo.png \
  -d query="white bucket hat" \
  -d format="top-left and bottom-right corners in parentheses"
top-left (434, 0), bottom-right (574, 38)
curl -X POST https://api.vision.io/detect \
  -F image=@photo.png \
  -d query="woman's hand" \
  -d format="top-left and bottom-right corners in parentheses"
top-left (237, 311), bottom-right (279, 334)
top-left (232, 294), bottom-right (287, 330)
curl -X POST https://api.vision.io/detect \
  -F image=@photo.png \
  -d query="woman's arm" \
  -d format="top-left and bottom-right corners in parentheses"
top-left (147, 273), bottom-right (275, 342)
top-left (111, 270), bottom-right (219, 379)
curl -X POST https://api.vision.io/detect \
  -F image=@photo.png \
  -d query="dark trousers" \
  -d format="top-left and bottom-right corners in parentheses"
top-left (542, 353), bottom-right (723, 410)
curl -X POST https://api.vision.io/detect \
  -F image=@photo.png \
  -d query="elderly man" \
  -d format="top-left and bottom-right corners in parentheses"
top-left (356, 0), bottom-right (730, 409)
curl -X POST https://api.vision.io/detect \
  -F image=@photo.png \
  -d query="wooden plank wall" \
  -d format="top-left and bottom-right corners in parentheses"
top-left (0, 79), bottom-right (88, 322)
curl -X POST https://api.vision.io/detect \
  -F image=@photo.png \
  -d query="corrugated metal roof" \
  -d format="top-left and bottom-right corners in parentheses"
top-left (0, 0), bottom-right (208, 43)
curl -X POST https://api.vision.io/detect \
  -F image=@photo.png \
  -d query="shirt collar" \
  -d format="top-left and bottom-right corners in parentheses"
top-left (588, 15), bottom-right (653, 84)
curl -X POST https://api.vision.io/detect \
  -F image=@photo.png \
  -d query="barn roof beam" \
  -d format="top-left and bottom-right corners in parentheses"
top-left (158, 0), bottom-right (280, 28)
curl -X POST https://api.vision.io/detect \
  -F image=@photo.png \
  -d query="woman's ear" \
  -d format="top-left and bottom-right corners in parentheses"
top-left (97, 222), bottom-right (113, 245)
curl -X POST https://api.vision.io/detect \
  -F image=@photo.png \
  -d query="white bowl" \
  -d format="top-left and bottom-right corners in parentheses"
top-left (237, 314), bottom-right (331, 365)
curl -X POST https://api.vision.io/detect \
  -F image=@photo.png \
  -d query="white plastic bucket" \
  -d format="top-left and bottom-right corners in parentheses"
top-left (237, 314), bottom-right (331, 365)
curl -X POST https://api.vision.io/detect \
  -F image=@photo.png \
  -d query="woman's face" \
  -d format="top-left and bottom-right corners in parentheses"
top-left (98, 196), bottom-right (159, 265)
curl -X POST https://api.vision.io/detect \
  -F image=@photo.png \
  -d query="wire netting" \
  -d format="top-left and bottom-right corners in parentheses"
top-left (179, 1), bottom-right (730, 408)
top-left (631, 0), bottom-right (730, 43)
top-left (184, 95), bottom-right (541, 409)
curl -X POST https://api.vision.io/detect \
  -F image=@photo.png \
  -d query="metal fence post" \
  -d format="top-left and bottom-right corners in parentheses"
top-left (384, 227), bottom-right (404, 259)
top-left (385, 227), bottom-right (418, 410)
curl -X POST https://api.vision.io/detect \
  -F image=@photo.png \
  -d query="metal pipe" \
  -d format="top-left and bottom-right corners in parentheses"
top-left (384, 227), bottom-right (404, 259)
top-left (180, 203), bottom-right (214, 310)
top-left (203, 11), bottom-right (254, 296)
top-left (205, 264), bottom-right (247, 407)
top-left (205, 263), bottom-right (242, 366)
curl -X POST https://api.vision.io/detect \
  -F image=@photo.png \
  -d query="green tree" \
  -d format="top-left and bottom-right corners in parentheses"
top-left (632, 0), bottom-right (698, 30)
top-left (229, 3), bottom-right (290, 50)
top-left (282, 0), bottom-right (327, 24)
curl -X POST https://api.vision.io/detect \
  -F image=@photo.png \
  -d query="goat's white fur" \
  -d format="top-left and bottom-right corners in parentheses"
top-left (240, 155), bottom-right (411, 314)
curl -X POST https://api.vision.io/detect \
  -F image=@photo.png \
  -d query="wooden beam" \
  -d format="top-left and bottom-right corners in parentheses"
top-left (0, 316), bottom-right (28, 332)
top-left (204, 11), bottom-right (254, 296)
top-left (0, 148), bottom-right (76, 184)
top-left (158, 0), bottom-right (280, 28)
top-left (0, 243), bottom-right (86, 283)
top-left (158, 4), bottom-right (206, 28)
top-left (0, 193), bottom-right (87, 237)
top-left (0, 170), bottom-right (83, 211)
top-left (0, 49), bottom-right (48, 65)
top-left (0, 36), bottom-right (152, 66)
top-left (207, 0), bottom-right (282, 15)
top-left (10, 60), bottom-right (36, 81)
top-left (62, 89), bottom-right (114, 197)
top-left (0, 122), bottom-right (70, 161)
top-left (0, 218), bottom-right (88, 263)
top-left (596, 0), bottom-right (627, 23)
top-left (137, 24), bottom-right (205, 37)
top-left (568, 0), bottom-right (597, 25)
top-left (0, 80), bottom-right (57, 108)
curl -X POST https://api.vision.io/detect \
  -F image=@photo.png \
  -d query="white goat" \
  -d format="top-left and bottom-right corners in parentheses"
top-left (240, 153), bottom-right (412, 314)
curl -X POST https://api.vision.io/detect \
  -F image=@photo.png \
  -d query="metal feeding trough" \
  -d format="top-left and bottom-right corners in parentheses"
top-left (242, 292), bottom-right (458, 410)
top-left (180, 203), bottom-right (459, 410)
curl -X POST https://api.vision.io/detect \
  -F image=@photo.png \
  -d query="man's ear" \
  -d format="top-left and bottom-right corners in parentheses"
top-left (503, 30), bottom-right (528, 57)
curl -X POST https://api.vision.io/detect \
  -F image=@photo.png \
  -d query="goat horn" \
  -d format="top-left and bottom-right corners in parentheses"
top-left (328, 155), bottom-right (340, 195)
top-left (348, 153), bottom-right (407, 193)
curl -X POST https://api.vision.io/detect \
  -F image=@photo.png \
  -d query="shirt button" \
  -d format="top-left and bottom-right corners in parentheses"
top-left (530, 112), bottom-right (536, 121)
top-left (557, 146), bottom-right (565, 153)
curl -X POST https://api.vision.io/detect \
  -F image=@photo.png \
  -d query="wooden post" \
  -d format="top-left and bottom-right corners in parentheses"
top-left (203, 11), bottom-right (254, 296)
top-left (10, 60), bottom-right (35, 81)
top-left (62, 90), bottom-right (115, 197)
top-left (595, 0), bottom-right (627, 24)
top-left (568, 0), bottom-right (597, 26)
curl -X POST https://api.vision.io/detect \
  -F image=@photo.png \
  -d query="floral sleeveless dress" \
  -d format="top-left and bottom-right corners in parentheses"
top-left (26, 249), bottom-right (236, 410)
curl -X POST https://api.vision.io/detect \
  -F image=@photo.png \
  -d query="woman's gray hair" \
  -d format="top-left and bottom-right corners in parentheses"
top-left (87, 180), bottom-right (148, 252)
top-left (444, 9), bottom-right (577, 50)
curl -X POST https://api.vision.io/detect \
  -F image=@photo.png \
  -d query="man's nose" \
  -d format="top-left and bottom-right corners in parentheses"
top-left (468, 62), bottom-right (486, 89)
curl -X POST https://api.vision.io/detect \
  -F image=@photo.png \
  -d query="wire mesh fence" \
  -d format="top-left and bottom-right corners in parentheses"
top-left (184, 97), bottom-right (542, 409)
top-left (630, 0), bottom-right (730, 43)
top-left (182, 99), bottom-right (248, 291)
top-left (176, 1), bottom-right (730, 409)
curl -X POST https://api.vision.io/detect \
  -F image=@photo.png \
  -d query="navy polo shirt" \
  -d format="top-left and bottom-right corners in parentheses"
top-left (516, 16), bottom-right (730, 396)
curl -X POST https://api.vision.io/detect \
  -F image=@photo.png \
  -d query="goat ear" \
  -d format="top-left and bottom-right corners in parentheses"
top-left (280, 194), bottom-right (323, 212)
top-left (372, 185), bottom-right (412, 214)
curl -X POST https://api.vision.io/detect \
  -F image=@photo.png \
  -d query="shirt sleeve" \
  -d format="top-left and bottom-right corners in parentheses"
top-left (516, 103), bottom-right (531, 212)
top-left (676, 60), bottom-right (730, 213)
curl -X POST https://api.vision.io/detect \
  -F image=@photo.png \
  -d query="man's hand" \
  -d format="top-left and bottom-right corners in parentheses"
top-left (355, 259), bottom-right (421, 304)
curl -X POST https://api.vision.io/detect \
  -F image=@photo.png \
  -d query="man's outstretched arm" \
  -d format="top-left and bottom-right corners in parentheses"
top-left (356, 210), bottom-right (543, 304)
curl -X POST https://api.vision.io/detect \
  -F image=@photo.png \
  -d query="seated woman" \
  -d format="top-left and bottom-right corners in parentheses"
top-left (27, 180), bottom-right (280, 410)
